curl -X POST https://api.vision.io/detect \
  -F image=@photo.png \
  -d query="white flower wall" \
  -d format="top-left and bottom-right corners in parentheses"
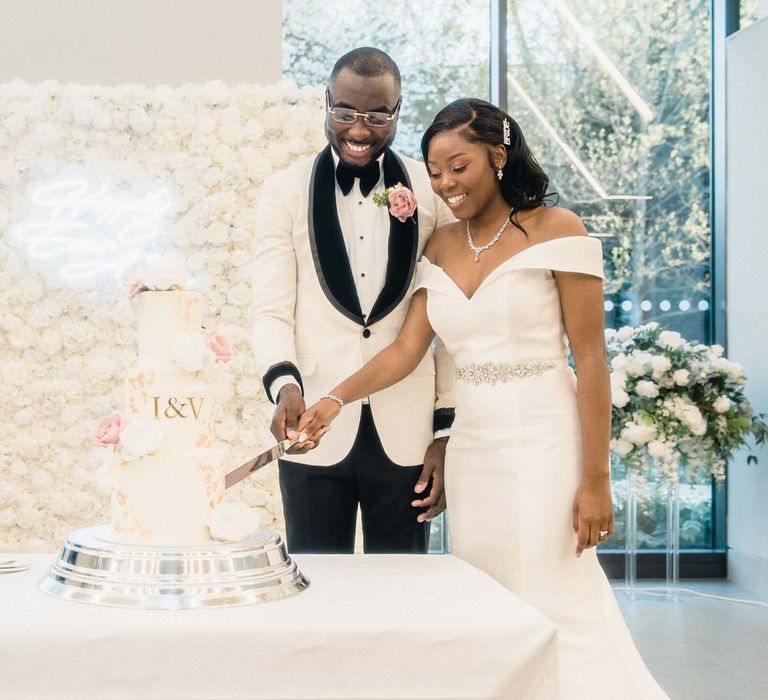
top-left (0, 79), bottom-right (327, 551)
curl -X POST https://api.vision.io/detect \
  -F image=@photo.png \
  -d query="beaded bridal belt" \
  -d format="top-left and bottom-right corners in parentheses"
top-left (455, 359), bottom-right (563, 385)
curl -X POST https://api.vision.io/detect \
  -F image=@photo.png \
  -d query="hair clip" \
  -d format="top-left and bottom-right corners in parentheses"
top-left (502, 118), bottom-right (511, 146)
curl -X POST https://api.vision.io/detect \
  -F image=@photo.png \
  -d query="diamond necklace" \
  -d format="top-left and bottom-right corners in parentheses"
top-left (466, 209), bottom-right (514, 262)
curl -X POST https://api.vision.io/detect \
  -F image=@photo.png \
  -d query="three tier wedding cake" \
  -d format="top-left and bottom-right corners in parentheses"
top-left (93, 265), bottom-right (245, 545)
top-left (42, 263), bottom-right (309, 608)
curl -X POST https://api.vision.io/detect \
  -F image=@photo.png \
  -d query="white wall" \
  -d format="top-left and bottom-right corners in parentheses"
top-left (726, 16), bottom-right (768, 597)
top-left (0, 0), bottom-right (282, 86)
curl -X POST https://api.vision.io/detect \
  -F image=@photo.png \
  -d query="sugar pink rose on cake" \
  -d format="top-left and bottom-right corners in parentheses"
top-left (203, 330), bottom-right (233, 364)
top-left (373, 182), bottom-right (417, 223)
top-left (95, 412), bottom-right (125, 447)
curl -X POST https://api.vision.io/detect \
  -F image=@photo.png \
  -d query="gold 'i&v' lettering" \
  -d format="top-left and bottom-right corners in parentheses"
top-left (188, 397), bottom-right (204, 419)
top-left (164, 397), bottom-right (187, 419)
top-left (152, 396), bottom-right (204, 419)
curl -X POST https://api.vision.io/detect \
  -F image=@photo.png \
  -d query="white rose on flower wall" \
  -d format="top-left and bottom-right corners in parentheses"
top-left (0, 79), bottom-right (325, 551)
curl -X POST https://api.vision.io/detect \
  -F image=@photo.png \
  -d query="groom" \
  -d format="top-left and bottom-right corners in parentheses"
top-left (251, 47), bottom-right (456, 554)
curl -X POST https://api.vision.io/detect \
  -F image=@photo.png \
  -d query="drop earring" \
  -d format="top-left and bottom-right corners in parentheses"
top-left (497, 167), bottom-right (503, 180)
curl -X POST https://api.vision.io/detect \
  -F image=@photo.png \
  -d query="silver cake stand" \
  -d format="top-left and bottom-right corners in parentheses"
top-left (39, 524), bottom-right (309, 609)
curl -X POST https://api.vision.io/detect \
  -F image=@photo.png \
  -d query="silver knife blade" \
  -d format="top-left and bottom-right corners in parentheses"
top-left (224, 439), bottom-right (295, 489)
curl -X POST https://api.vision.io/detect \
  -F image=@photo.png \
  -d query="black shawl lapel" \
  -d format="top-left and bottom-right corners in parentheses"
top-left (307, 145), bottom-right (365, 324)
top-left (366, 149), bottom-right (419, 325)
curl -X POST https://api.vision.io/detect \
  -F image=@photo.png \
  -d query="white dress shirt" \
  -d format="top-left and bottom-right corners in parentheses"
top-left (333, 150), bottom-right (390, 320)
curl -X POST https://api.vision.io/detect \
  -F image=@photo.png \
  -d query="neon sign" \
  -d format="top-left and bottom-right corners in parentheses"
top-left (11, 171), bottom-right (181, 285)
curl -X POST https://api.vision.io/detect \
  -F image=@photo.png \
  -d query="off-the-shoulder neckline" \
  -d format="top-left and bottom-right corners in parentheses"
top-left (421, 235), bottom-right (601, 301)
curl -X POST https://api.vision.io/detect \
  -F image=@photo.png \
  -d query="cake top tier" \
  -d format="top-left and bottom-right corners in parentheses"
top-left (128, 259), bottom-right (189, 298)
top-left (137, 290), bottom-right (203, 369)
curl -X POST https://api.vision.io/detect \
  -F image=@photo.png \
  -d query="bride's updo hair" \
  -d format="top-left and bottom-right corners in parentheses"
top-left (421, 98), bottom-right (555, 220)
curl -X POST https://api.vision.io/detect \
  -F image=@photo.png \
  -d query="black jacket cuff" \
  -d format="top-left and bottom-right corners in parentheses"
top-left (433, 407), bottom-right (455, 433)
top-left (262, 361), bottom-right (304, 404)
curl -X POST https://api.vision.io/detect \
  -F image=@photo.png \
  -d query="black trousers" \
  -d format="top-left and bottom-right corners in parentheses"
top-left (278, 405), bottom-right (431, 554)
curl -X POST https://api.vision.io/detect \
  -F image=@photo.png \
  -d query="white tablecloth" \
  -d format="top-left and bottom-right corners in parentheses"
top-left (0, 553), bottom-right (558, 700)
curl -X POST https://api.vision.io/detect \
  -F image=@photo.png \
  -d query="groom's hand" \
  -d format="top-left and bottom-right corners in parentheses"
top-left (412, 440), bottom-right (447, 522)
top-left (271, 385), bottom-right (315, 454)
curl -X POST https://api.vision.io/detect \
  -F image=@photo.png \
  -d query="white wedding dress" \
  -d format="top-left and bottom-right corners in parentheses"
top-left (415, 235), bottom-right (668, 699)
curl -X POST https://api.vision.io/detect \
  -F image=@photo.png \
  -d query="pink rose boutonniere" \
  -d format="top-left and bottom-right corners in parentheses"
top-left (373, 182), bottom-right (417, 223)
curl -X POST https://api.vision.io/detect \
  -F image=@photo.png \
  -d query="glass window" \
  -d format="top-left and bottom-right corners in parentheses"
top-left (282, 1), bottom-right (721, 556)
top-left (740, 0), bottom-right (760, 30)
top-left (283, 0), bottom-right (490, 554)
top-left (506, 0), bottom-right (714, 550)
top-left (283, 0), bottom-right (491, 158)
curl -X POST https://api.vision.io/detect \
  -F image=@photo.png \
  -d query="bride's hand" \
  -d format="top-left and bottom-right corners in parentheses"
top-left (573, 474), bottom-right (614, 557)
top-left (296, 398), bottom-right (342, 445)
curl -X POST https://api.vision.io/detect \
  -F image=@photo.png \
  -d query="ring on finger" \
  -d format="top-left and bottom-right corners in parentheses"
top-left (598, 530), bottom-right (609, 537)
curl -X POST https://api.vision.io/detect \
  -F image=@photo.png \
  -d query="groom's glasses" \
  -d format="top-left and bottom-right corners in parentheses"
top-left (326, 92), bottom-right (400, 128)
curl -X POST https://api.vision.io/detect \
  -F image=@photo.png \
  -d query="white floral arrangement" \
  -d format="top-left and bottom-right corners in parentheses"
top-left (607, 322), bottom-right (768, 484)
top-left (0, 79), bottom-right (326, 551)
top-left (93, 413), bottom-right (166, 462)
top-left (118, 419), bottom-right (167, 462)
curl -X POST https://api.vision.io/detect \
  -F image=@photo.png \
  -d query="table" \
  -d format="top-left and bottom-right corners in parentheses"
top-left (0, 553), bottom-right (558, 699)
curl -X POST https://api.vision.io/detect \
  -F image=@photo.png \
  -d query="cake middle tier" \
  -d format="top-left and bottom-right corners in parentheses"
top-left (125, 369), bottom-right (215, 452)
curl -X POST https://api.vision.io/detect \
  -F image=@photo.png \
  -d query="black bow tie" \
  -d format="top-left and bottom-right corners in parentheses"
top-left (335, 158), bottom-right (381, 198)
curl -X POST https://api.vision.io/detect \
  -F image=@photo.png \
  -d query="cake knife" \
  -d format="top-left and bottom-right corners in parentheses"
top-left (224, 439), bottom-right (296, 489)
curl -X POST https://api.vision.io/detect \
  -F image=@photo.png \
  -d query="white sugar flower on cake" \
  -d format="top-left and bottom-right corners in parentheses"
top-left (170, 331), bottom-right (214, 372)
top-left (208, 501), bottom-right (261, 542)
top-left (203, 330), bottom-right (233, 364)
top-left (170, 330), bottom-right (234, 372)
top-left (120, 419), bottom-right (167, 461)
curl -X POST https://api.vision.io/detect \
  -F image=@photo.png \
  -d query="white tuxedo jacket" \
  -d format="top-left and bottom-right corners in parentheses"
top-left (251, 145), bottom-right (456, 466)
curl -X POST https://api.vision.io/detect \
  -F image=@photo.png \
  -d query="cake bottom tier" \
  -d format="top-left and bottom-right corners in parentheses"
top-left (111, 451), bottom-right (224, 545)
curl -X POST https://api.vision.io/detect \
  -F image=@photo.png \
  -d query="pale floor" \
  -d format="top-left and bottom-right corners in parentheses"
top-left (615, 581), bottom-right (768, 700)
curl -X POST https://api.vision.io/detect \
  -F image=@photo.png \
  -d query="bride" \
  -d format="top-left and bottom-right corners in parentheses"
top-left (298, 98), bottom-right (668, 698)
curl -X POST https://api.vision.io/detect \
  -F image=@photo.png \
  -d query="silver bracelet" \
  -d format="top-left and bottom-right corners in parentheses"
top-left (322, 393), bottom-right (345, 408)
